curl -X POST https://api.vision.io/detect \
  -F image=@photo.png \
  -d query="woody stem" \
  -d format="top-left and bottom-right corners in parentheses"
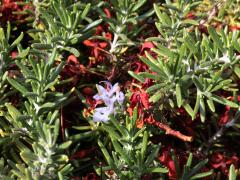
top-left (197, 110), bottom-right (240, 155)
top-left (148, 118), bottom-right (193, 142)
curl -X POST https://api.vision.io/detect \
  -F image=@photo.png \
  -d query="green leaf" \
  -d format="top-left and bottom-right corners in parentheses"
top-left (17, 47), bottom-right (30, 58)
top-left (32, 43), bottom-right (52, 50)
top-left (109, 115), bottom-right (128, 137)
top-left (206, 98), bottom-right (215, 112)
top-left (192, 76), bottom-right (204, 92)
top-left (186, 153), bottom-right (193, 167)
top-left (132, 127), bottom-right (146, 141)
top-left (7, 77), bottom-right (28, 95)
top-left (190, 170), bottom-right (213, 179)
top-left (152, 43), bottom-right (174, 58)
top-left (229, 164), bottom-right (237, 180)
top-left (193, 94), bottom-right (200, 119)
top-left (10, 32), bottom-right (24, 49)
top-left (47, 47), bottom-right (57, 66)
top-left (183, 101), bottom-right (194, 119)
top-left (98, 140), bottom-right (116, 169)
top-left (208, 26), bottom-right (224, 53)
top-left (58, 141), bottom-right (72, 150)
top-left (211, 95), bottom-right (239, 108)
top-left (59, 164), bottom-right (73, 174)
top-left (81, 19), bottom-right (103, 33)
top-left (141, 131), bottom-right (148, 160)
top-left (186, 159), bottom-right (208, 179)
top-left (154, 4), bottom-right (172, 25)
top-left (181, 19), bottom-right (199, 26)
top-left (6, 21), bottom-right (11, 41)
top-left (141, 53), bottom-right (166, 77)
top-left (176, 83), bottom-right (182, 107)
top-left (146, 83), bottom-right (165, 93)
top-left (138, 72), bottom-right (161, 81)
top-left (15, 61), bottom-right (32, 77)
top-left (48, 61), bottom-right (65, 84)
top-left (132, 0), bottom-right (146, 11)
top-left (25, 168), bottom-right (32, 179)
top-left (162, 4), bottom-right (180, 12)
top-left (148, 167), bottom-right (168, 173)
top-left (69, 131), bottom-right (95, 141)
top-left (199, 98), bottom-right (206, 123)
top-left (132, 107), bottom-right (138, 129)
top-left (145, 145), bottom-right (160, 166)
top-left (171, 150), bottom-right (181, 179)
top-left (80, 3), bottom-right (91, 22)
top-left (58, 172), bottom-right (64, 180)
top-left (185, 36), bottom-right (197, 54)
top-left (53, 155), bottom-right (69, 163)
top-left (99, 126), bottom-right (121, 140)
top-left (5, 103), bottom-right (21, 122)
top-left (128, 71), bottom-right (145, 83)
top-left (234, 67), bottom-right (240, 79)
top-left (63, 47), bottom-right (80, 57)
top-left (52, 1), bottom-right (67, 25)
top-left (36, 102), bottom-right (55, 115)
top-left (233, 39), bottom-right (240, 52)
top-left (20, 151), bottom-right (38, 163)
top-left (149, 91), bottom-right (162, 103)
top-left (111, 138), bottom-right (131, 165)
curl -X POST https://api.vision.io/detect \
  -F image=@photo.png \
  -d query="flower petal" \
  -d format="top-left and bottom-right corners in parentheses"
top-left (96, 84), bottom-right (107, 96)
top-left (117, 91), bottom-right (124, 104)
top-left (93, 94), bottom-right (101, 100)
top-left (109, 83), bottom-right (119, 96)
top-left (93, 107), bottom-right (110, 122)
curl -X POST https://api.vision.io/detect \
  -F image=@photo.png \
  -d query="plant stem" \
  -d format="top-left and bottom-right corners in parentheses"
top-left (110, 33), bottom-right (119, 53)
top-left (147, 116), bottom-right (193, 142)
top-left (197, 110), bottom-right (240, 155)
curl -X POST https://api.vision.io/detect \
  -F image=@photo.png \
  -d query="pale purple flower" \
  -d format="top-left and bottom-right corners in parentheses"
top-left (93, 106), bottom-right (114, 122)
top-left (93, 82), bottom-right (124, 122)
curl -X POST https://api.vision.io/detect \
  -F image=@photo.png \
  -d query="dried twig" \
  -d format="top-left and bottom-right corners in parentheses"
top-left (147, 116), bottom-right (193, 142)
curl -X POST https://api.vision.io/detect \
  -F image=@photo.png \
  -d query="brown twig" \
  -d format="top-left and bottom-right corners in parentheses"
top-left (149, 118), bottom-right (193, 142)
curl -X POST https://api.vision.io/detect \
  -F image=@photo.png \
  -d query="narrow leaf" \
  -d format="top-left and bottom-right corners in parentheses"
top-left (211, 95), bottom-right (239, 108)
top-left (206, 98), bottom-right (215, 112)
top-left (10, 32), bottom-right (24, 48)
top-left (128, 71), bottom-right (145, 83)
top-left (183, 101), bottom-right (194, 119)
top-left (190, 170), bottom-right (213, 179)
top-left (199, 98), bottom-right (206, 123)
top-left (176, 83), bottom-right (182, 107)
top-left (208, 26), bottom-right (224, 53)
top-left (7, 77), bottom-right (28, 95)
top-left (229, 164), bottom-right (237, 180)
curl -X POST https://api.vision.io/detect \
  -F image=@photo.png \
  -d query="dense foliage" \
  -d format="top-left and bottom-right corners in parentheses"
top-left (0, 0), bottom-right (239, 179)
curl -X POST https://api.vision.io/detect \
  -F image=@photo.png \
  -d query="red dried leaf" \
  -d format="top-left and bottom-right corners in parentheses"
top-left (139, 92), bottom-right (149, 109)
top-left (105, 32), bottom-right (112, 41)
top-left (99, 42), bottom-right (108, 48)
top-left (159, 147), bottom-right (177, 179)
top-left (140, 42), bottom-right (154, 53)
top-left (67, 55), bottom-right (79, 64)
top-left (83, 40), bottom-right (95, 47)
top-left (210, 153), bottom-right (239, 175)
top-left (104, 8), bottom-right (111, 18)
